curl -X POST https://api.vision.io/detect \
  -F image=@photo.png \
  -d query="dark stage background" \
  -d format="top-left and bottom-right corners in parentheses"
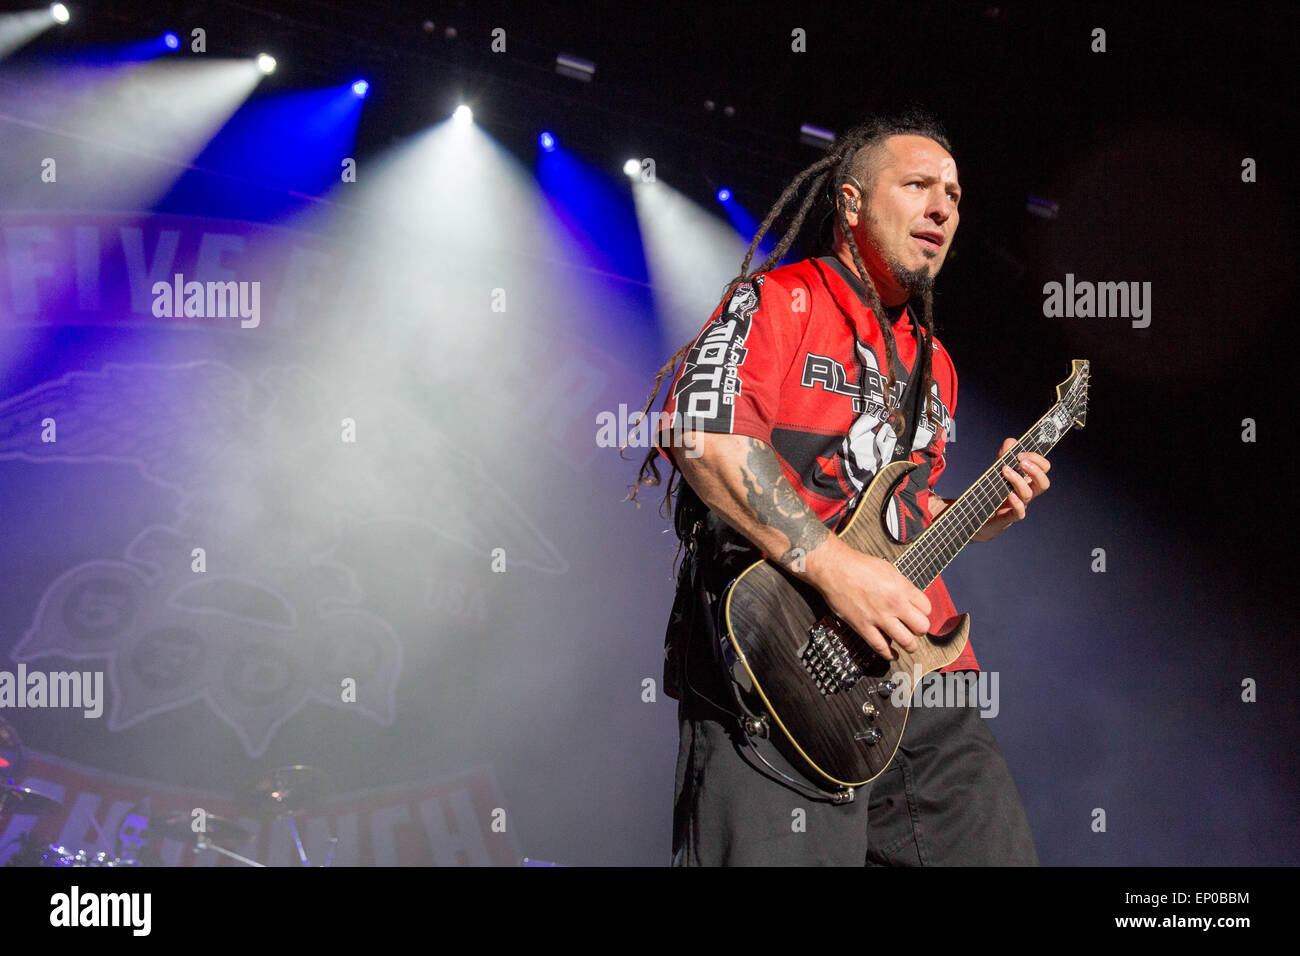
top-left (0, 0), bottom-right (1295, 867)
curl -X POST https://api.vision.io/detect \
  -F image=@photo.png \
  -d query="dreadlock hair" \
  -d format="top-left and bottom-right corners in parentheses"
top-left (626, 108), bottom-right (953, 515)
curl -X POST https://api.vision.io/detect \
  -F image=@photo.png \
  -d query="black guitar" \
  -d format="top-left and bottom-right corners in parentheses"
top-left (721, 360), bottom-right (1090, 793)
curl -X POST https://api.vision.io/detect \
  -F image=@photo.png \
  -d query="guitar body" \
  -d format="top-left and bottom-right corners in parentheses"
top-left (718, 359), bottom-right (1088, 793)
top-left (722, 459), bottom-right (969, 790)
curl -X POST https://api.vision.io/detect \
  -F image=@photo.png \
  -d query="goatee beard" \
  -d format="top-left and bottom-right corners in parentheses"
top-left (858, 211), bottom-right (937, 298)
top-left (885, 255), bottom-right (935, 297)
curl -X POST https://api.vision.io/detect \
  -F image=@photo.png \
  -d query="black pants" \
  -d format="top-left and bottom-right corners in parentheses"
top-left (671, 672), bottom-right (1039, 866)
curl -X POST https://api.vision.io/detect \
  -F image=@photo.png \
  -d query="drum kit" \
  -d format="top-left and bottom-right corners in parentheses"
top-left (1, 715), bottom-right (335, 867)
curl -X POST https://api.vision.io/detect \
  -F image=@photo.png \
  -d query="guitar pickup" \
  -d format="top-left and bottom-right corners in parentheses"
top-left (799, 621), bottom-right (863, 695)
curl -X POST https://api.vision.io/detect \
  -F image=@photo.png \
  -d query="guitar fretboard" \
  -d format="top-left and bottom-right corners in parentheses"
top-left (896, 400), bottom-right (1078, 589)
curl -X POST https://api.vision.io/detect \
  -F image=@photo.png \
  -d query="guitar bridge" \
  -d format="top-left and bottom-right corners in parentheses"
top-left (799, 621), bottom-right (863, 695)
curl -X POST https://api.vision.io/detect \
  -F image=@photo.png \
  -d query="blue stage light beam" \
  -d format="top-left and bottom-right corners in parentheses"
top-left (155, 83), bottom-right (367, 220)
top-left (101, 33), bottom-right (186, 61)
top-left (30, 31), bottom-right (193, 63)
top-left (719, 192), bottom-right (776, 263)
top-left (535, 141), bottom-right (656, 356)
top-left (536, 142), bottom-right (648, 285)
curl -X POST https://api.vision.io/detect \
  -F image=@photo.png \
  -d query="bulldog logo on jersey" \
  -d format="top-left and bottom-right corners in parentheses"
top-left (841, 341), bottom-right (906, 494)
top-left (839, 343), bottom-right (953, 541)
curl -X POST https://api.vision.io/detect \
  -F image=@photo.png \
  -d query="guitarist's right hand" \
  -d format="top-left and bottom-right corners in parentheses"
top-left (671, 432), bottom-right (931, 659)
top-left (803, 537), bottom-right (932, 660)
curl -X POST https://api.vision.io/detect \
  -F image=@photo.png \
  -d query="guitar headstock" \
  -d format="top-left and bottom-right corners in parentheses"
top-left (1055, 359), bottom-right (1090, 430)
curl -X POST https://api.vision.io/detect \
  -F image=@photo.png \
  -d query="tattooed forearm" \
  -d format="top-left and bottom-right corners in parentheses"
top-left (673, 431), bottom-right (838, 576)
top-left (738, 438), bottom-right (829, 566)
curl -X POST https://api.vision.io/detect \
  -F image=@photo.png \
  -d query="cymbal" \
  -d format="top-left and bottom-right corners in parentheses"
top-left (0, 714), bottom-right (24, 779)
top-left (237, 765), bottom-right (325, 818)
top-left (0, 783), bottom-right (62, 816)
top-left (148, 811), bottom-right (252, 848)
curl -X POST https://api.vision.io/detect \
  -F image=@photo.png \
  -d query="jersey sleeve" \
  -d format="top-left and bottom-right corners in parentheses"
top-left (656, 274), bottom-right (805, 464)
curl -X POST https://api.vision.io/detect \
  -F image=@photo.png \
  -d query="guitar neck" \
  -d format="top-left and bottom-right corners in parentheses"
top-left (896, 402), bottom-right (1076, 589)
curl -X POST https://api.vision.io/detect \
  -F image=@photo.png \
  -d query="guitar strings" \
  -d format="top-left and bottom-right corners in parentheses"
top-left (899, 379), bottom-right (1086, 582)
top-left (901, 423), bottom-right (1056, 581)
top-left (895, 374), bottom-right (1086, 586)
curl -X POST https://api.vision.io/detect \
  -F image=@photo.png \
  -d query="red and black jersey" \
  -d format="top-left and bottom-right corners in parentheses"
top-left (658, 255), bottom-right (978, 674)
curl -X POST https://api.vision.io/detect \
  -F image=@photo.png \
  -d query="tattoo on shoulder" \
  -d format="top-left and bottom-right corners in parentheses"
top-left (738, 438), bottom-right (829, 566)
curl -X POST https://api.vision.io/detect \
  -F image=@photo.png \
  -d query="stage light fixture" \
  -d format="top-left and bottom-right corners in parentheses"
top-left (352, 79), bottom-right (369, 97)
top-left (623, 159), bottom-right (641, 178)
top-left (453, 104), bottom-right (473, 125)
top-left (256, 53), bottom-right (277, 74)
top-left (164, 32), bottom-right (180, 50)
top-left (800, 123), bottom-right (835, 150)
top-left (716, 188), bottom-right (731, 203)
top-left (1026, 195), bottom-right (1060, 220)
top-left (539, 131), bottom-right (556, 152)
top-left (555, 53), bottom-right (595, 82)
top-left (50, 3), bottom-right (70, 24)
